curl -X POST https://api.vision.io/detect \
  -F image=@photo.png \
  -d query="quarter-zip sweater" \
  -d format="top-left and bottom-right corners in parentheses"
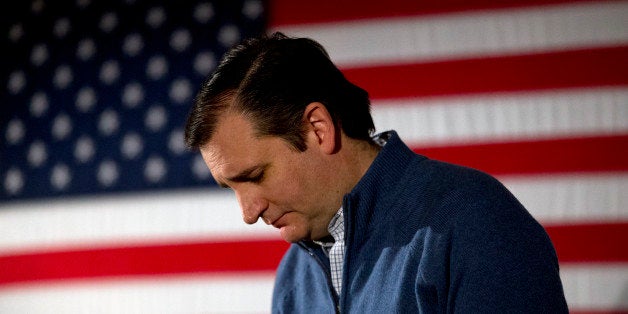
top-left (272, 131), bottom-right (568, 313)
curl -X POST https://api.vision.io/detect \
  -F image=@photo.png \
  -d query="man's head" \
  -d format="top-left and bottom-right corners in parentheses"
top-left (184, 31), bottom-right (375, 151)
top-left (184, 32), bottom-right (379, 242)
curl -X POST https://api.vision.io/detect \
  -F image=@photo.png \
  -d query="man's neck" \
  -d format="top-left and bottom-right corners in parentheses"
top-left (339, 137), bottom-right (381, 194)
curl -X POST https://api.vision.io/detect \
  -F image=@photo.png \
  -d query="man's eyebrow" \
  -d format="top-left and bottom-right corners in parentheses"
top-left (225, 164), bottom-right (267, 183)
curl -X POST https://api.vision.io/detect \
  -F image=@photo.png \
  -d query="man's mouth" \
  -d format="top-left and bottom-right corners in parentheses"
top-left (265, 213), bottom-right (286, 228)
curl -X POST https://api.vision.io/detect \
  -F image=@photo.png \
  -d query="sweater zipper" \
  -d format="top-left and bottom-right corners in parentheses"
top-left (297, 242), bottom-right (340, 312)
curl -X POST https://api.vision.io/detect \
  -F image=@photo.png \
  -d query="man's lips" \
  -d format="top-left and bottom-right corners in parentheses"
top-left (264, 213), bottom-right (286, 228)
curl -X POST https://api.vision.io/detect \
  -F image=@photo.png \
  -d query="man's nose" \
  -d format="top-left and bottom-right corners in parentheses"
top-left (236, 189), bottom-right (269, 225)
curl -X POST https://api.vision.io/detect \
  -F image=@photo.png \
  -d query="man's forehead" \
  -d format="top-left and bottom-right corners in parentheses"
top-left (207, 112), bottom-right (255, 150)
top-left (199, 112), bottom-right (262, 175)
top-left (200, 139), bottom-right (253, 175)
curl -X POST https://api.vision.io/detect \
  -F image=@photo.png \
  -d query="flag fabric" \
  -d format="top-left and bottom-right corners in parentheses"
top-left (1, 0), bottom-right (627, 313)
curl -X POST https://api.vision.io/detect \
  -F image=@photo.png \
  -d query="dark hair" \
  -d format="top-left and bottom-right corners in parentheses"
top-left (184, 32), bottom-right (375, 151)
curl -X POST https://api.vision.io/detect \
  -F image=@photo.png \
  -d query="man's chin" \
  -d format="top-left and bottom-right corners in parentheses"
top-left (279, 225), bottom-right (307, 243)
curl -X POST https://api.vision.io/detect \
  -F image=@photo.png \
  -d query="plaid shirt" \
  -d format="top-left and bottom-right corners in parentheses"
top-left (315, 134), bottom-right (388, 296)
top-left (316, 208), bottom-right (345, 296)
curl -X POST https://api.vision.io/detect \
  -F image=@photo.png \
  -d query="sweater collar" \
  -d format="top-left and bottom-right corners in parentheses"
top-left (298, 131), bottom-right (421, 251)
top-left (343, 130), bottom-right (424, 244)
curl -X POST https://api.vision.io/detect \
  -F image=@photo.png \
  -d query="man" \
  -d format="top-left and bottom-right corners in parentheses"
top-left (184, 32), bottom-right (568, 313)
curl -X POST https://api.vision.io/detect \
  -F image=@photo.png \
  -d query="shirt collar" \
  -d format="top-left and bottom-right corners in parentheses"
top-left (310, 132), bottom-right (391, 249)
top-left (314, 207), bottom-right (343, 248)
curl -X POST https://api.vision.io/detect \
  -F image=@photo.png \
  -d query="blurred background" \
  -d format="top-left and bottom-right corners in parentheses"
top-left (1, 0), bottom-right (627, 312)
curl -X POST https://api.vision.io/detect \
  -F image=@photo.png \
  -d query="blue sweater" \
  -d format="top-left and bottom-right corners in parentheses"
top-left (272, 131), bottom-right (568, 313)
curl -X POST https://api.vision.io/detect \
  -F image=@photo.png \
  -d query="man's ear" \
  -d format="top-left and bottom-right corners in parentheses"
top-left (303, 102), bottom-right (337, 154)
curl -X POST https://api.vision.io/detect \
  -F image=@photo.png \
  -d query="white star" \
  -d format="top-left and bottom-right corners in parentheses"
top-left (74, 135), bottom-right (95, 163)
top-left (27, 141), bottom-right (48, 168)
top-left (53, 17), bottom-right (71, 38)
top-left (194, 2), bottom-right (214, 24)
top-left (76, 0), bottom-right (91, 9)
top-left (5, 119), bottom-right (25, 145)
top-left (77, 38), bottom-right (96, 61)
top-left (192, 154), bottom-right (211, 180)
top-left (168, 129), bottom-right (186, 155)
top-left (100, 60), bottom-right (120, 85)
top-left (122, 82), bottom-right (144, 108)
top-left (30, 92), bottom-right (49, 118)
top-left (76, 86), bottom-right (97, 112)
top-left (98, 159), bottom-right (119, 187)
top-left (98, 109), bottom-right (120, 136)
top-left (50, 163), bottom-right (72, 191)
top-left (51, 113), bottom-right (73, 141)
top-left (8, 71), bottom-right (26, 94)
top-left (243, 0), bottom-right (264, 20)
top-left (170, 28), bottom-right (192, 52)
top-left (194, 51), bottom-right (215, 76)
top-left (9, 24), bottom-right (24, 42)
top-left (144, 156), bottom-right (167, 183)
top-left (4, 168), bottom-right (25, 196)
top-left (169, 78), bottom-right (192, 104)
top-left (100, 12), bottom-right (118, 33)
top-left (31, 44), bottom-right (49, 66)
top-left (121, 132), bottom-right (144, 160)
top-left (146, 55), bottom-right (168, 80)
top-left (218, 24), bottom-right (240, 48)
top-left (146, 6), bottom-right (166, 29)
top-left (53, 65), bottom-right (73, 89)
top-left (31, 0), bottom-right (45, 14)
top-left (123, 33), bottom-right (144, 57)
top-left (145, 105), bottom-right (168, 132)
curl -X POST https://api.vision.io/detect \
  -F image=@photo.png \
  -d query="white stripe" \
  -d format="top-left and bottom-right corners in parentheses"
top-left (0, 266), bottom-right (625, 312)
top-left (372, 87), bottom-right (628, 147)
top-left (561, 264), bottom-right (628, 311)
top-left (0, 273), bottom-right (275, 313)
top-left (0, 175), bottom-right (625, 254)
top-left (501, 173), bottom-right (628, 224)
top-left (0, 189), bottom-right (278, 254)
top-left (272, 1), bottom-right (628, 67)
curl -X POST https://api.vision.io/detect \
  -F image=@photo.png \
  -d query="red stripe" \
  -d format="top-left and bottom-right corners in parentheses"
top-left (412, 135), bottom-right (628, 175)
top-left (1, 222), bottom-right (626, 286)
top-left (268, 0), bottom-right (615, 27)
top-left (342, 46), bottom-right (628, 100)
top-left (545, 222), bottom-right (628, 263)
top-left (0, 240), bottom-right (289, 286)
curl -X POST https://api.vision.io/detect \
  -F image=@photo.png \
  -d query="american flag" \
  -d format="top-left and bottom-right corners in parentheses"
top-left (1, 0), bottom-right (627, 312)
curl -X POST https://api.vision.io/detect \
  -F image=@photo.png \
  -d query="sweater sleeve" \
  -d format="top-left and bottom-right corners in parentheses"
top-left (444, 174), bottom-right (568, 313)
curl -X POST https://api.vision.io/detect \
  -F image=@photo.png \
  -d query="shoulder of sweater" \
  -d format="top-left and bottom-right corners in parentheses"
top-left (397, 156), bottom-right (506, 197)
top-left (384, 156), bottom-right (526, 227)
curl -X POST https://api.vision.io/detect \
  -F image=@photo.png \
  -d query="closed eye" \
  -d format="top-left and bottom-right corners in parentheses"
top-left (225, 164), bottom-right (268, 185)
top-left (248, 172), bottom-right (264, 184)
